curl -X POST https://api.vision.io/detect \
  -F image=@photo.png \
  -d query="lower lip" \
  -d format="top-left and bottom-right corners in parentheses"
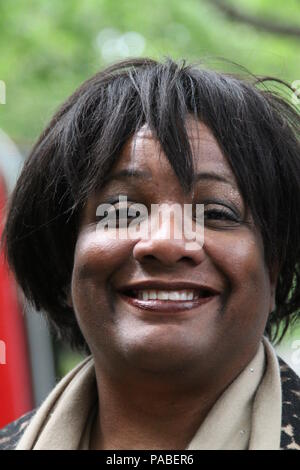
top-left (119, 293), bottom-right (217, 314)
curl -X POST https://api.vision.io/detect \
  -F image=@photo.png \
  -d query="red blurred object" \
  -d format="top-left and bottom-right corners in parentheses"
top-left (0, 173), bottom-right (33, 428)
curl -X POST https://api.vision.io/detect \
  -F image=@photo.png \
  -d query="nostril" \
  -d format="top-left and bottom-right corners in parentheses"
top-left (141, 254), bottom-right (157, 262)
top-left (181, 256), bottom-right (195, 263)
top-left (133, 239), bottom-right (205, 266)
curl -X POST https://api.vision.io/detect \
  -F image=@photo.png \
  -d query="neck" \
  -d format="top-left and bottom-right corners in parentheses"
top-left (89, 363), bottom-right (237, 450)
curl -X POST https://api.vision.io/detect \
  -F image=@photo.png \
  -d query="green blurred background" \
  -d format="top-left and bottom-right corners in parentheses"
top-left (0, 0), bottom-right (299, 377)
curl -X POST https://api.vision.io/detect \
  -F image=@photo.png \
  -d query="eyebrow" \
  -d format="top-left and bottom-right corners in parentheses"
top-left (105, 169), bottom-right (235, 187)
top-left (193, 171), bottom-right (235, 187)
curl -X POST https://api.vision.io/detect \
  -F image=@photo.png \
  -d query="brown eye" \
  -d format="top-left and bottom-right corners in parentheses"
top-left (205, 208), bottom-right (237, 221)
top-left (116, 203), bottom-right (146, 227)
top-left (204, 205), bottom-right (241, 228)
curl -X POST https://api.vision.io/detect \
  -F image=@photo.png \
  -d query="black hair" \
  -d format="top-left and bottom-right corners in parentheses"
top-left (2, 57), bottom-right (300, 352)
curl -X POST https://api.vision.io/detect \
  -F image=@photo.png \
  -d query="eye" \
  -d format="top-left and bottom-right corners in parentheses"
top-left (205, 208), bottom-right (237, 221)
top-left (203, 205), bottom-right (241, 228)
top-left (115, 204), bottom-right (141, 226)
top-left (96, 201), bottom-right (146, 228)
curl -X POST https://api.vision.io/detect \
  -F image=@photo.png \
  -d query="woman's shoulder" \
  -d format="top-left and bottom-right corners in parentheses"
top-left (0, 409), bottom-right (36, 450)
top-left (0, 358), bottom-right (299, 450)
top-left (278, 357), bottom-right (300, 450)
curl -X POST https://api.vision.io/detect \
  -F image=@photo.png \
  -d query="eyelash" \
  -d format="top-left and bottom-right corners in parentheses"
top-left (204, 207), bottom-right (239, 223)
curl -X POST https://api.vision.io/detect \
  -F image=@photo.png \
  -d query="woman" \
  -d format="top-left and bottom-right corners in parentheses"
top-left (0, 58), bottom-right (299, 450)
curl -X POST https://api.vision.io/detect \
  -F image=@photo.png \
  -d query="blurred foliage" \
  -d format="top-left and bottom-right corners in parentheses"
top-left (53, 341), bottom-right (86, 379)
top-left (0, 0), bottom-right (299, 148)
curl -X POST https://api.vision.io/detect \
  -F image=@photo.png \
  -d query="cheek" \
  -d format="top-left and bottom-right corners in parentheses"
top-left (205, 229), bottom-right (271, 325)
top-left (72, 230), bottom-right (134, 280)
top-left (226, 238), bottom-right (266, 287)
top-left (71, 230), bottom-right (134, 322)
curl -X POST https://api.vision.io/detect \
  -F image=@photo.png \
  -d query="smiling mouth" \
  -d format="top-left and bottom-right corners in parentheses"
top-left (118, 287), bottom-right (218, 313)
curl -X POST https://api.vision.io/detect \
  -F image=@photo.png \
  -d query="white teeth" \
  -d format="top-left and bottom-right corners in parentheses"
top-left (136, 290), bottom-right (198, 301)
top-left (169, 291), bottom-right (180, 300)
top-left (149, 290), bottom-right (157, 300)
top-left (158, 291), bottom-right (169, 300)
top-left (142, 291), bottom-right (149, 301)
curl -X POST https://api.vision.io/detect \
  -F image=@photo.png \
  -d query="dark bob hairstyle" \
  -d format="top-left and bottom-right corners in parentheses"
top-left (3, 58), bottom-right (300, 351)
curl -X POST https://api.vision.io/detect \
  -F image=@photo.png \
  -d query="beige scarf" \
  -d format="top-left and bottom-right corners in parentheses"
top-left (16, 336), bottom-right (281, 450)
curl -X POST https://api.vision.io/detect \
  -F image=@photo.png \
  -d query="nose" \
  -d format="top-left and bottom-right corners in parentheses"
top-left (132, 212), bottom-right (205, 267)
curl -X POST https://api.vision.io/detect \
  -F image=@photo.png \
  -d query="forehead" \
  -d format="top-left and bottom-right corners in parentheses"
top-left (112, 118), bottom-right (234, 182)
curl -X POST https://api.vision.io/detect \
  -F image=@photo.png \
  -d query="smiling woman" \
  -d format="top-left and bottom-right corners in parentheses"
top-left (1, 58), bottom-right (300, 450)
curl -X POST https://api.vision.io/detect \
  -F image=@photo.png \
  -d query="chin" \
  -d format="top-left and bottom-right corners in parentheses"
top-left (119, 334), bottom-right (209, 375)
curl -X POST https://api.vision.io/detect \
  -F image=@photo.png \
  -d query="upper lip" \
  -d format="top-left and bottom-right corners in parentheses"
top-left (117, 280), bottom-right (220, 295)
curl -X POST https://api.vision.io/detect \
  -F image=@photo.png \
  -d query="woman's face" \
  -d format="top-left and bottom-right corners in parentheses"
top-left (70, 119), bottom-right (277, 380)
